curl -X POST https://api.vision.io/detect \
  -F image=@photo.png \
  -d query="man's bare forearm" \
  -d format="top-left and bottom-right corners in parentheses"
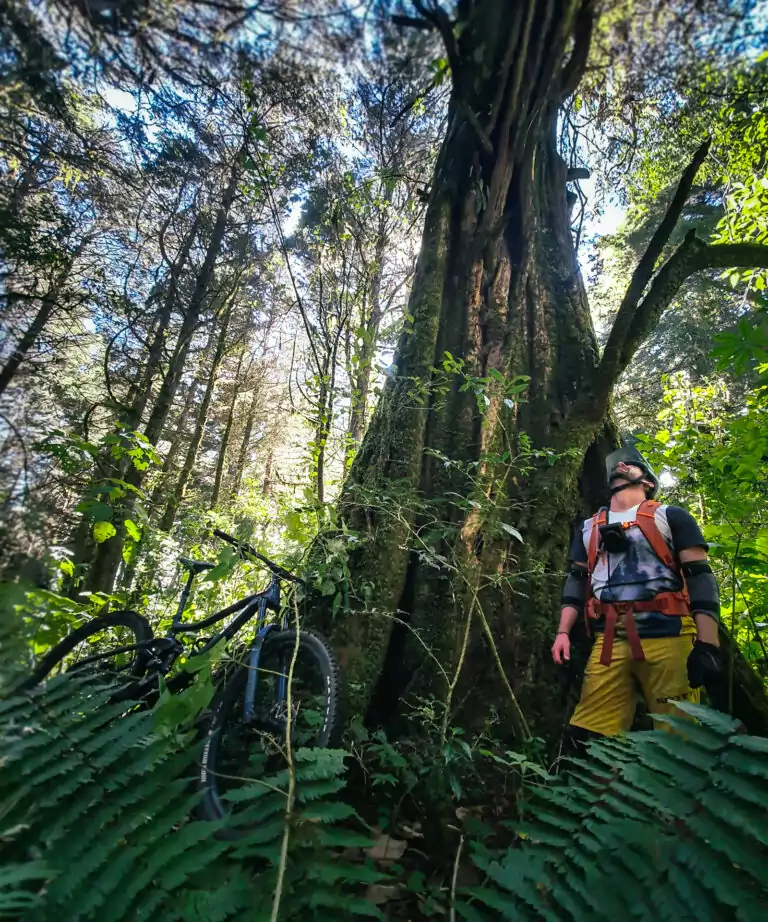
top-left (557, 606), bottom-right (580, 635)
top-left (695, 612), bottom-right (719, 646)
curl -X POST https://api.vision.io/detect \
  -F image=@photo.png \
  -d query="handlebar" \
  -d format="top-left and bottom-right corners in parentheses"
top-left (213, 528), bottom-right (303, 584)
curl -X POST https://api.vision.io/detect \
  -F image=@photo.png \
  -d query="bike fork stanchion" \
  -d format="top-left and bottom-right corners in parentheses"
top-left (276, 653), bottom-right (287, 706)
top-left (243, 637), bottom-right (264, 725)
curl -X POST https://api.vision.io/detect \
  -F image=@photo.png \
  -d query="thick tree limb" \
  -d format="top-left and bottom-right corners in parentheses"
top-left (391, 14), bottom-right (433, 30)
top-left (559, 0), bottom-right (595, 99)
top-left (595, 139), bottom-right (710, 401)
top-left (413, 0), bottom-right (461, 82)
top-left (590, 232), bottom-right (768, 409)
top-left (567, 166), bottom-right (590, 181)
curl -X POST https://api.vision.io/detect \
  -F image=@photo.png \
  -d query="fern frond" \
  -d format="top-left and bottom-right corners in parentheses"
top-left (466, 705), bottom-right (768, 922)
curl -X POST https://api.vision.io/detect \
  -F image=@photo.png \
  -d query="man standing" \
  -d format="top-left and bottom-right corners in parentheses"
top-left (553, 446), bottom-right (722, 737)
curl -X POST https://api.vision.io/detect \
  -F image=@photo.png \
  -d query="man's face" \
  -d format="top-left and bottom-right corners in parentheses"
top-left (610, 461), bottom-right (646, 487)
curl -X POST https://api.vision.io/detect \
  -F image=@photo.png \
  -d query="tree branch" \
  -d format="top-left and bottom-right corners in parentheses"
top-left (392, 14), bottom-right (433, 30)
top-left (559, 0), bottom-right (595, 99)
top-left (591, 231), bottom-right (768, 411)
top-left (595, 139), bottom-right (710, 401)
top-left (413, 0), bottom-right (461, 82)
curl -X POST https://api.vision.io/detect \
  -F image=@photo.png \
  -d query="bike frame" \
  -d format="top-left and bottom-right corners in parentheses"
top-left (72, 533), bottom-right (296, 725)
top-left (164, 569), bottom-right (290, 725)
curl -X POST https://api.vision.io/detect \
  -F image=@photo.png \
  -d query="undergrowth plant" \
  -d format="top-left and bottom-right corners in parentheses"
top-left (459, 703), bottom-right (768, 922)
top-left (3, 618), bottom-right (768, 921)
top-left (0, 671), bottom-right (385, 921)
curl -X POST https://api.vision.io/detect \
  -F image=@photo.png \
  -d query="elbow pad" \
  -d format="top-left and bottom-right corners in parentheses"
top-left (682, 560), bottom-right (720, 621)
top-left (561, 566), bottom-right (587, 611)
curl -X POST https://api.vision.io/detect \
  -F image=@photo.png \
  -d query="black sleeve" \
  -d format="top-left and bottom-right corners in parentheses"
top-left (569, 523), bottom-right (587, 564)
top-left (666, 506), bottom-right (709, 553)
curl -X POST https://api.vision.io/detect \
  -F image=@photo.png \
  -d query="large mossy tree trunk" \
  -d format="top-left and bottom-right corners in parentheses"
top-left (322, 0), bottom-right (603, 743)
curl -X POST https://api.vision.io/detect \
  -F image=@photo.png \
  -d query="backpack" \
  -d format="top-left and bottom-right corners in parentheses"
top-left (585, 499), bottom-right (690, 665)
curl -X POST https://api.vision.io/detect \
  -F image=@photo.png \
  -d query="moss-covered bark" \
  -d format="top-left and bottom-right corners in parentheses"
top-left (313, 1), bottom-right (768, 743)
top-left (311, 0), bottom-right (607, 744)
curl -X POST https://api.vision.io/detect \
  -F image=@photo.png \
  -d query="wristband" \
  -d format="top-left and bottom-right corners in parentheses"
top-left (556, 631), bottom-right (569, 636)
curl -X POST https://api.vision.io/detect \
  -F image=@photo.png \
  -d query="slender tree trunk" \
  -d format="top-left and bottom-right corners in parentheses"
top-left (126, 212), bottom-right (202, 428)
top-left (229, 380), bottom-right (261, 500)
top-left (83, 154), bottom-right (242, 593)
top-left (313, 324), bottom-right (342, 505)
top-left (211, 350), bottom-right (245, 508)
top-left (347, 227), bottom-right (386, 461)
top-left (313, 375), bottom-right (330, 505)
top-left (142, 161), bottom-right (241, 450)
top-left (0, 297), bottom-right (57, 398)
top-left (148, 368), bottom-right (204, 513)
top-left (263, 449), bottom-right (273, 496)
top-left (160, 302), bottom-right (233, 530)
top-left (0, 262), bottom-right (73, 398)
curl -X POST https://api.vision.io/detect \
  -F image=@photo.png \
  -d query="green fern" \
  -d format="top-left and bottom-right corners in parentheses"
top-left (461, 703), bottom-right (768, 922)
top-left (0, 673), bottom-right (385, 921)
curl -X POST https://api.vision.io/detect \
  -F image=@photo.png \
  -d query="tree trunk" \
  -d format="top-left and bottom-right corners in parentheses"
top-left (0, 262), bottom-right (72, 397)
top-left (229, 378), bottom-right (261, 501)
top-left (125, 211), bottom-right (201, 428)
top-left (83, 154), bottom-right (242, 593)
top-left (142, 160), bottom-right (241, 450)
top-left (313, 324), bottom-right (342, 505)
top-left (313, 374), bottom-right (330, 505)
top-left (263, 449), bottom-right (273, 496)
top-left (318, 0), bottom-right (607, 743)
top-left (347, 225), bottom-right (386, 461)
top-left (148, 367), bottom-right (204, 513)
top-left (210, 350), bottom-right (245, 508)
top-left (160, 302), bottom-right (233, 531)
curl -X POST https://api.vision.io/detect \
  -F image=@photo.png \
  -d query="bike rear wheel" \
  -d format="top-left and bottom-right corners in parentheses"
top-left (198, 628), bottom-right (340, 824)
top-left (24, 610), bottom-right (152, 688)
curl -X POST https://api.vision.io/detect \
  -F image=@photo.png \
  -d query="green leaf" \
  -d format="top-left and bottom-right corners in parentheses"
top-left (78, 500), bottom-right (114, 522)
top-left (500, 523), bottom-right (523, 542)
top-left (124, 519), bottom-right (141, 541)
top-left (58, 559), bottom-right (75, 577)
top-left (93, 521), bottom-right (117, 543)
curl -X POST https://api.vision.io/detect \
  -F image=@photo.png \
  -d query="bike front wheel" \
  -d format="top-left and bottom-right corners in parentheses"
top-left (198, 628), bottom-right (340, 823)
top-left (23, 610), bottom-right (153, 688)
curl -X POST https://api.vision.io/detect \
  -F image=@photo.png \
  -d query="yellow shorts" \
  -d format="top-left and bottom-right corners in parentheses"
top-left (569, 633), bottom-right (700, 737)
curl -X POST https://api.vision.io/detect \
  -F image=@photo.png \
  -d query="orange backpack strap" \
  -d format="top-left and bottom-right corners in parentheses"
top-left (635, 500), bottom-right (677, 570)
top-left (587, 508), bottom-right (607, 573)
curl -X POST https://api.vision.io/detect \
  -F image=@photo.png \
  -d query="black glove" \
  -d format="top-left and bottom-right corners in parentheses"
top-left (687, 640), bottom-right (723, 690)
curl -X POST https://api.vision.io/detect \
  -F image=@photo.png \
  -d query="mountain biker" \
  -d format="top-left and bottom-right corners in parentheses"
top-left (552, 445), bottom-right (722, 737)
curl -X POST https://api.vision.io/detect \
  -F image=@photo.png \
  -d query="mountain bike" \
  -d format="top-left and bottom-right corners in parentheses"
top-left (22, 529), bottom-right (340, 822)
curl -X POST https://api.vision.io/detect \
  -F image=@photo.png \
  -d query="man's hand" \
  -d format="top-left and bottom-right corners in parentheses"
top-left (687, 640), bottom-right (722, 689)
top-left (552, 632), bottom-right (571, 664)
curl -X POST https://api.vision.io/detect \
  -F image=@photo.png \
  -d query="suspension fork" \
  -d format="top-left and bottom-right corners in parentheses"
top-left (243, 638), bottom-right (289, 725)
top-left (243, 636), bottom-right (265, 725)
top-left (276, 651), bottom-right (288, 706)
top-left (242, 580), bottom-right (284, 725)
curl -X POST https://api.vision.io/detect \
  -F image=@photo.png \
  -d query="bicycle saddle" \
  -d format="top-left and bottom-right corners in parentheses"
top-left (178, 556), bottom-right (216, 575)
